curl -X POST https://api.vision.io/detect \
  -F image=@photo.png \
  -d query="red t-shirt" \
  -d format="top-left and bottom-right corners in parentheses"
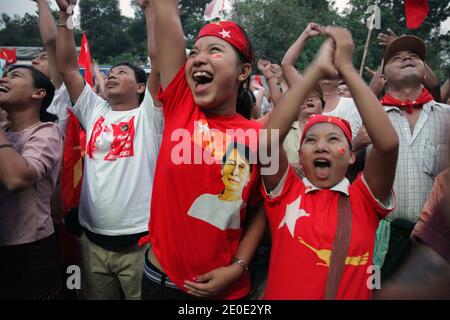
top-left (148, 65), bottom-right (261, 299)
top-left (262, 166), bottom-right (395, 300)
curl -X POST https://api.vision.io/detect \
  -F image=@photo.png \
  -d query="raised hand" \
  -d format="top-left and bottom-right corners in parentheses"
top-left (312, 38), bottom-right (338, 79)
top-left (377, 28), bottom-right (398, 47)
top-left (136, 0), bottom-right (151, 10)
top-left (55, 0), bottom-right (77, 12)
top-left (270, 64), bottom-right (283, 82)
top-left (304, 22), bottom-right (322, 38)
top-left (323, 26), bottom-right (355, 73)
top-left (258, 58), bottom-right (272, 75)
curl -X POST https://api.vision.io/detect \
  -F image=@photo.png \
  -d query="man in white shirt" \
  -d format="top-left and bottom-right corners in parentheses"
top-left (56, 0), bottom-right (163, 300)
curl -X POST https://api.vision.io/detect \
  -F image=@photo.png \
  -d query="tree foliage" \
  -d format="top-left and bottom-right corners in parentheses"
top-left (0, 0), bottom-right (448, 78)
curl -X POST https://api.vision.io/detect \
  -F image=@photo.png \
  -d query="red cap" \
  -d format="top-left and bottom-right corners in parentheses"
top-left (300, 114), bottom-right (352, 146)
top-left (196, 21), bottom-right (253, 64)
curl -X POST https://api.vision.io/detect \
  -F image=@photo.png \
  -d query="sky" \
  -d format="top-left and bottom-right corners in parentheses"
top-left (0, 0), bottom-right (449, 32)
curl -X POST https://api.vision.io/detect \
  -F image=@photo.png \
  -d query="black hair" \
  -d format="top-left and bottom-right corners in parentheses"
top-left (222, 141), bottom-right (254, 173)
top-left (7, 65), bottom-right (56, 123)
top-left (320, 98), bottom-right (326, 109)
top-left (233, 25), bottom-right (254, 120)
top-left (110, 62), bottom-right (147, 103)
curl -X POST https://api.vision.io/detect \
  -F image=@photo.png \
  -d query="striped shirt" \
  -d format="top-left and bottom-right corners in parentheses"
top-left (383, 101), bottom-right (450, 222)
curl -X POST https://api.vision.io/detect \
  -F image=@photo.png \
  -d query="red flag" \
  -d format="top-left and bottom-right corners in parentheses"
top-left (61, 110), bottom-right (85, 213)
top-left (0, 48), bottom-right (17, 65)
top-left (78, 32), bottom-right (93, 87)
top-left (405, 0), bottom-right (429, 29)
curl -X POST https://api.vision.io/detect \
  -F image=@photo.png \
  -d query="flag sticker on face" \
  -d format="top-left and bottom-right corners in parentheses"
top-left (212, 53), bottom-right (224, 60)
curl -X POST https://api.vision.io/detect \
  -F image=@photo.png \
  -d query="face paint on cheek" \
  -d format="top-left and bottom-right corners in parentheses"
top-left (212, 53), bottom-right (224, 60)
top-left (337, 147), bottom-right (345, 155)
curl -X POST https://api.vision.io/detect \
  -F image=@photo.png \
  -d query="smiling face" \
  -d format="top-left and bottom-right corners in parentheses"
top-left (299, 92), bottom-right (323, 120)
top-left (300, 122), bottom-right (355, 189)
top-left (384, 50), bottom-right (425, 87)
top-left (0, 67), bottom-right (39, 113)
top-left (222, 148), bottom-right (251, 196)
top-left (104, 65), bottom-right (145, 106)
top-left (186, 36), bottom-right (251, 113)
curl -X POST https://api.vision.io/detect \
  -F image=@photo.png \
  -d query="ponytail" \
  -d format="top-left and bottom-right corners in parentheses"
top-left (236, 76), bottom-right (253, 119)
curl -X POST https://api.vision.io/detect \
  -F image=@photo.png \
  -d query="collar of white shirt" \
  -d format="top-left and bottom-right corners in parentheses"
top-left (302, 177), bottom-right (350, 196)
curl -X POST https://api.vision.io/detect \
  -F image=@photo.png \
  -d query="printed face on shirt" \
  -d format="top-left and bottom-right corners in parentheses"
top-left (384, 50), bottom-right (425, 87)
top-left (300, 122), bottom-right (355, 189)
top-left (0, 68), bottom-right (43, 113)
top-left (105, 65), bottom-right (145, 106)
top-left (299, 92), bottom-right (323, 120)
top-left (186, 36), bottom-right (251, 111)
top-left (31, 52), bottom-right (50, 79)
top-left (221, 148), bottom-right (250, 199)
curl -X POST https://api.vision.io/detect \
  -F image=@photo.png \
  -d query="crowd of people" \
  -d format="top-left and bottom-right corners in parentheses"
top-left (0, 0), bottom-right (449, 300)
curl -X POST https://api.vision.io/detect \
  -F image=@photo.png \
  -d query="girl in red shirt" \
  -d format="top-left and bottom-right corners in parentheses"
top-left (141, 0), bottom-right (266, 300)
top-left (260, 27), bottom-right (399, 299)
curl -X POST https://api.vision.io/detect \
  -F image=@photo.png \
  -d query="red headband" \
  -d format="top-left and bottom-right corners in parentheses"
top-left (196, 21), bottom-right (253, 64)
top-left (300, 114), bottom-right (352, 146)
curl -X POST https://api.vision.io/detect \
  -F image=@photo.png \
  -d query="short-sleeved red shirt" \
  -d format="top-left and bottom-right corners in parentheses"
top-left (262, 166), bottom-right (395, 300)
top-left (148, 65), bottom-right (261, 299)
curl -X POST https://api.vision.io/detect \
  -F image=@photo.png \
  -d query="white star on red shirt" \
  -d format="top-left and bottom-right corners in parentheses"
top-left (219, 29), bottom-right (231, 39)
top-left (278, 196), bottom-right (310, 238)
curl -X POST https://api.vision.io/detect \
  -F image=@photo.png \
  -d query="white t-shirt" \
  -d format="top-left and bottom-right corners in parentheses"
top-left (72, 85), bottom-right (163, 236)
top-left (47, 83), bottom-right (71, 138)
top-left (323, 97), bottom-right (362, 138)
top-left (253, 89), bottom-right (271, 115)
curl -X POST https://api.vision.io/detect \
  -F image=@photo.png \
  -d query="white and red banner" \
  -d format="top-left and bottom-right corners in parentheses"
top-left (204, 0), bottom-right (225, 21)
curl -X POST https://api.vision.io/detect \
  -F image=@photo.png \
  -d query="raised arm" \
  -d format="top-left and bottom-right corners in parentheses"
top-left (281, 22), bottom-right (322, 87)
top-left (257, 59), bottom-right (283, 106)
top-left (55, 0), bottom-right (85, 104)
top-left (261, 39), bottom-right (337, 190)
top-left (152, 0), bottom-right (186, 89)
top-left (329, 27), bottom-right (398, 202)
top-left (34, 0), bottom-right (63, 88)
top-left (92, 61), bottom-right (105, 98)
top-left (138, 0), bottom-right (162, 106)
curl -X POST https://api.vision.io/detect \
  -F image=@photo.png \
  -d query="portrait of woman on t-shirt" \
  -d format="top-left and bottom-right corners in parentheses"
top-left (188, 142), bottom-right (253, 230)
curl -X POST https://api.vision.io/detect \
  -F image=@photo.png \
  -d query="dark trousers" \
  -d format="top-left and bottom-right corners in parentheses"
top-left (381, 219), bottom-right (415, 282)
top-left (141, 252), bottom-right (195, 300)
top-left (0, 233), bottom-right (63, 300)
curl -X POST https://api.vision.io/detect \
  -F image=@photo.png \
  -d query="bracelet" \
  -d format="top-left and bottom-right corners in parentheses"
top-left (0, 144), bottom-right (13, 150)
top-left (232, 257), bottom-right (249, 273)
